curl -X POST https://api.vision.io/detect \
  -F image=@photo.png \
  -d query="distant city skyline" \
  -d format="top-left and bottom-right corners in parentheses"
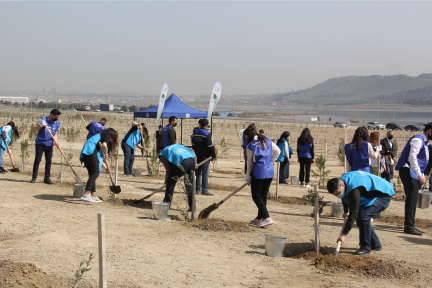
top-left (1, 1), bottom-right (431, 95)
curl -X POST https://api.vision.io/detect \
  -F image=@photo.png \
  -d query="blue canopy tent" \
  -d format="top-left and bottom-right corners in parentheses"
top-left (133, 93), bottom-right (210, 144)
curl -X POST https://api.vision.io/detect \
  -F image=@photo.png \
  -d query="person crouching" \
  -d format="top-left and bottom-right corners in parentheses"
top-left (327, 171), bottom-right (395, 255)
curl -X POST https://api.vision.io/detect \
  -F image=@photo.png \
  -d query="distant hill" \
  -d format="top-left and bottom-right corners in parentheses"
top-left (274, 73), bottom-right (432, 105)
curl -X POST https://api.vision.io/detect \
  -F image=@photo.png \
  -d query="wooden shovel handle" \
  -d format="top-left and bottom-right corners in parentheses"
top-left (335, 241), bottom-right (342, 253)
top-left (98, 142), bottom-right (116, 186)
top-left (80, 115), bottom-right (87, 126)
top-left (197, 157), bottom-right (212, 168)
top-left (143, 184), bottom-right (167, 200)
top-left (3, 139), bottom-right (16, 167)
top-left (216, 183), bottom-right (248, 206)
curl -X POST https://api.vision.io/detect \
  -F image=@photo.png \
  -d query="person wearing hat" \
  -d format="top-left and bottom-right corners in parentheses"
top-left (85, 118), bottom-right (107, 139)
top-left (327, 171), bottom-right (395, 255)
top-left (191, 118), bottom-right (216, 196)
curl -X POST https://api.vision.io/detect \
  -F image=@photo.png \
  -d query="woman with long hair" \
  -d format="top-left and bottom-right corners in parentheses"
top-left (344, 127), bottom-right (379, 172)
top-left (0, 121), bottom-right (20, 174)
top-left (276, 131), bottom-right (291, 184)
top-left (244, 125), bottom-right (280, 228)
top-left (297, 128), bottom-right (314, 188)
top-left (79, 128), bottom-right (118, 202)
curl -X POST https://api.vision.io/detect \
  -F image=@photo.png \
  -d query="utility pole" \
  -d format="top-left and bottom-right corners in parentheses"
top-left (393, 101), bottom-right (395, 123)
top-left (378, 100), bottom-right (380, 123)
top-left (294, 102), bottom-right (296, 121)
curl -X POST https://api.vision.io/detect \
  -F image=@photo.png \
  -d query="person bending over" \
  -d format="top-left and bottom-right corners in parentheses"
top-left (0, 121), bottom-right (20, 174)
top-left (86, 118), bottom-right (107, 139)
top-left (121, 122), bottom-right (147, 176)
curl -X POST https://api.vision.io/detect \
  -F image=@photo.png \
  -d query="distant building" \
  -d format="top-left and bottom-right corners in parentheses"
top-left (0, 96), bottom-right (29, 104)
top-left (42, 88), bottom-right (46, 93)
top-left (214, 110), bottom-right (236, 117)
top-left (85, 106), bottom-right (91, 111)
top-left (50, 88), bottom-right (57, 93)
top-left (100, 104), bottom-right (114, 111)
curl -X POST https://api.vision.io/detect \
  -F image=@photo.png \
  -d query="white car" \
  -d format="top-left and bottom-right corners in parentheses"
top-left (333, 122), bottom-right (347, 128)
top-left (95, 109), bottom-right (101, 112)
top-left (367, 122), bottom-right (385, 130)
top-left (72, 109), bottom-right (77, 112)
top-left (117, 110), bottom-right (124, 113)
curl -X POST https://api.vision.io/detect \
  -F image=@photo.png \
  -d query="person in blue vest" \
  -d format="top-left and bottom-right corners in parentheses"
top-left (245, 125), bottom-right (280, 228)
top-left (159, 144), bottom-right (197, 208)
top-left (85, 118), bottom-right (107, 139)
top-left (276, 131), bottom-right (291, 184)
top-left (0, 121), bottom-right (20, 174)
top-left (80, 128), bottom-right (118, 202)
top-left (395, 122), bottom-right (432, 235)
top-left (161, 116), bottom-right (178, 149)
top-left (30, 109), bottom-right (61, 184)
top-left (121, 122), bottom-right (147, 176)
top-left (297, 128), bottom-right (314, 188)
top-left (345, 126), bottom-right (380, 173)
top-left (327, 171), bottom-right (395, 255)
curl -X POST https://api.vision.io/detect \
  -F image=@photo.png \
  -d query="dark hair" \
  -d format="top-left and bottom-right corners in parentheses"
top-left (104, 128), bottom-right (118, 155)
top-left (6, 121), bottom-right (19, 144)
top-left (277, 131), bottom-right (290, 145)
top-left (169, 116), bottom-right (177, 123)
top-left (327, 178), bottom-right (340, 194)
top-left (424, 122), bottom-right (432, 133)
top-left (142, 127), bottom-right (148, 135)
top-left (297, 128), bottom-right (313, 145)
top-left (243, 123), bottom-right (269, 150)
top-left (100, 118), bottom-right (107, 122)
top-left (259, 129), bottom-right (264, 134)
top-left (158, 125), bottom-right (162, 129)
top-left (50, 109), bottom-right (61, 116)
top-left (351, 126), bottom-right (369, 151)
top-left (244, 123), bottom-right (257, 144)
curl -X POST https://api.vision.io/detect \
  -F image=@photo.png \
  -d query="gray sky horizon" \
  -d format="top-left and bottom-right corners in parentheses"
top-left (1, 1), bottom-right (432, 95)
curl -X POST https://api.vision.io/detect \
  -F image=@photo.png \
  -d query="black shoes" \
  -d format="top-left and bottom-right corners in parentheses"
top-left (0, 167), bottom-right (5, 174)
top-left (404, 227), bottom-right (423, 236)
top-left (30, 178), bottom-right (36, 183)
top-left (43, 178), bottom-right (54, 185)
top-left (371, 245), bottom-right (382, 251)
top-left (202, 192), bottom-right (214, 196)
top-left (354, 248), bottom-right (371, 256)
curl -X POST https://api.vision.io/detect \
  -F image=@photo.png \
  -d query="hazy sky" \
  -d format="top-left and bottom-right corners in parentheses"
top-left (1, 1), bottom-right (432, 95)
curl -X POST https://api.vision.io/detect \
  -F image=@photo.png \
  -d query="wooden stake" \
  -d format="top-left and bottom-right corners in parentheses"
top-left (314, 185), bottom-right (320, 254)
top-left (377, 131), bottom-right (381, 176)
top-left (192, 172), bottom-right (196, 220)
top-left (276, 162), bottom-right (280, 199)
top-left (343, 129), bottom-right (347, 173)
top-left (98, 213), bottom-right (106, 288)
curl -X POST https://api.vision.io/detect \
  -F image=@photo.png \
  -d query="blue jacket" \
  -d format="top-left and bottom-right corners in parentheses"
top-left (276, 139), bottom-right (288, 162)
top-left (35, 116), bottom-right (61, 147)
top-left (159, 144), bottom-right (196, 167)
top-left (395, 134), bottom-right (428, 180)
top-left (344, 141), bottom-right (371, 173)
top-left (297, 142), bottom-right (313, 158)
top-left (86, 121), bottom-right (105, 139)
top-left (79, 134), bottom-right (107, 170)
top-left (247, 137), bottom-right (274, 179)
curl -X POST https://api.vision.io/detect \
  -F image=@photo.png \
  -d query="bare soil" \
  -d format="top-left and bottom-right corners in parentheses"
top-left (269, 195), bottom-right (304, 205)
top-left (185, 218), bottom-right (254, 232)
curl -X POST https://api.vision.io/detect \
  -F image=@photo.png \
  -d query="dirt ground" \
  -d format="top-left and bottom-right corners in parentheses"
top-left (1, 112), bottom-right (432, 287)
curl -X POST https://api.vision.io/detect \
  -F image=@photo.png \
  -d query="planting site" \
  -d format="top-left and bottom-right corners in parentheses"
top-left (1, 109), bottom-right (432, 287)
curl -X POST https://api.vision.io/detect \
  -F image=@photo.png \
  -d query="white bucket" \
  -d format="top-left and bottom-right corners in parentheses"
top-left (152, 202), bottom-right (170, 220)
top-left (417, 190), bottom-right (432, 209)
top-left (265, 234), bottom-right (287, 258)
top-left (133, 167), bottom-right (142, 177)
top-left (290, 176), bottom-right (299, 185)
top-left (73, 184), bottom-right (85, 198)
top-left (331, 202), bottom-right (344, 218)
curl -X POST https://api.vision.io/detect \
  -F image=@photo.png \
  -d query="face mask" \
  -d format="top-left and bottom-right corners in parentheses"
top-left (52, 117), bottom-right (59, 122)
top-left (337, 193), bottom-right (345, 199)
top-left (173, 123), bottom-right (177, 127)
top-left (388, 136), bottom-right (393, 140)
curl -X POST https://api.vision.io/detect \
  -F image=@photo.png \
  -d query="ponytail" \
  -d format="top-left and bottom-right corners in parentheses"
top-left (6, 121), bottom-right (19, 144)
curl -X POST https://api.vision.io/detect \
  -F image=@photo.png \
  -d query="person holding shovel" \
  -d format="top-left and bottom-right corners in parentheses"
top-left (121, 122), bottom-right (147, 176)
top-left (30, 109), bottom-right (61, 184)
top-left (327, 171), bottom-right (395, 255)
top-left (0, 122), bottom-right (20, 174)
top-left (79, 128), bottom-right (118, 202)
top-left (85, 118), bottom-right (107, 139)
top-left (245, 125), bottom-right (280, 228)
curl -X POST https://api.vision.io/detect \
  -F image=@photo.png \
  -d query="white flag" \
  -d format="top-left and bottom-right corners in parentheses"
top-left (207, 81), bottom-right (222, 119)
top-left (156, 83), bottom-right (169, 129)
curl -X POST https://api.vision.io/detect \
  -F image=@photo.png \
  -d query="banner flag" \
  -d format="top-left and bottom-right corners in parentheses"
top-left (207, 81), bottom-right (222, 119)
top-left (156, 83), bottom-right (169, 129)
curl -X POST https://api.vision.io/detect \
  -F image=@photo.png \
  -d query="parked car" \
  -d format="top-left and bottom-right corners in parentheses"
top-left (72, 109), bottom-right (77, 112)
top-left (117, 110), bottom-right (124, 113)
top-left (367, 122), bottom-right (385, 130)
top-left (333, 122), bottom-right (347, 128)
top-left (404, 125), bottom-right (421, 131)
top-left (95, 109), bottom-right (101, 112)
top-left (385, 123), bottom-right (404, 130)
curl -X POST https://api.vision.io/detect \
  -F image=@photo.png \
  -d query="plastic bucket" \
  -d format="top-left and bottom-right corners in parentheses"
top-left (73, 184), bottom-right (85, 198)
top-left (265, 234), bottom-right (287, 258)
top-left (331, 202), bottom-right (344, 218)
top-left (417, 190), bottom-right (432, 209)
top-left (152, 202), bottom-right (170, 220)
top-left (133, 167), bottom-right (142, 177)
top-left (290, 176), bottom-right (299, 185)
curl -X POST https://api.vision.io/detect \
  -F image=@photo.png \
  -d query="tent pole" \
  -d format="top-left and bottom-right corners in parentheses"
top-left (181, 119), bottom-right (183, 144)
top-left (211, 118), bottom-right (213, 132)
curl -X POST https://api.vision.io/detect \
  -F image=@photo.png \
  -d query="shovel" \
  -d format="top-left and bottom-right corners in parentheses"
top-left (334, 217), bottom-right (348, 256)
top-left (139, 124), bottom-right (152, 175)
top-left (45, 127), bottom-right (82, 184)
top-left (198, 183), bottom-right (248, 220)
top-left (3, 139), bottom-right (20, 172)
top-left (98, 142), bottom-right (121, 194)
top-left (80, 115), bottom-right (87, 126)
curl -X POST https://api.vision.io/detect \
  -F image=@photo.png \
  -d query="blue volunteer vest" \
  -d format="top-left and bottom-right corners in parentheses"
top-left (193, 128), bottom-right (210, 137)
top-left (79, 134), bottom-right (108, 171)
top-left (344, 141), bottom-right (371, 173)
top-left (162, 125), bottom-right (174, 147)
top-left (395, 134), bottom-right (429, 180)
top-left (159, 144), bottom-right (196, 167)
top-left (1, 125), bottom-right (12, 155)
top-left (341, 171), bottom-right (395, 207)
top-left (297, 142), bottom-right (313, 158)
top-left (35, 116), bottom-right (61, 147)
top-left (123, 129), bottom-right (142, 151)
top-left (276, 139), bottom-right (288, 162)
top-left (87, 121), bottom-right (105, 139)
top-left (247, 137), bottom-right (274, 179)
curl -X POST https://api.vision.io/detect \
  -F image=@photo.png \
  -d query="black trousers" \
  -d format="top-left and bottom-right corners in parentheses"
top-left (32, 144), bottom-right (53, 179)
top-left (82, 152), bottom-right (100, 193)
top-left (251, 177), bottom-right (272, 219)
top-left (299, 157), bottom-right (312, 184)
top-left (399, 167), bottom-right (419, 229)
top-left (163, 158), bottom-right (195, 208)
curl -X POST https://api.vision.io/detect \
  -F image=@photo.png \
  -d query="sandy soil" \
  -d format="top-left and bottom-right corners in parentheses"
top-left (1, 113), bottom-right (432, 287)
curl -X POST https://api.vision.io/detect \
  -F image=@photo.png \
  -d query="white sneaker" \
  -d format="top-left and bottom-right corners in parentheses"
top-left (81, 194), bottom-right (95, 202)
top-left (305, 184), bottom-right (311, 188)
top-left (256, 219), bottom-right (274, 228)
top-left (92, 196), bottom-right (103, 203)
top-left (300, 183), bottom-right (305, 188)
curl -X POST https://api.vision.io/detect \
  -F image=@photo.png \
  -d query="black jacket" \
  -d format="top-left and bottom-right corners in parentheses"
top-left (191, 129), bottom-right (216, 163)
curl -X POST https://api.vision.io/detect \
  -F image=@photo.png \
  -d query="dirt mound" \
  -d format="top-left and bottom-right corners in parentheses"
top-left (270, 196), bottom-right (304, 205)
top-left (214, 170), bottom-right (242, 175)
top-left (376, 215), bottom-right (432, 229)
top-left (107, 198), bottom-right (152, 209)
top-left (0, 260), bottom-right (64, 288)
top-left (186, 219), bottom-right (253, 232)
top-left (208, 183), bottom-right (244, 192)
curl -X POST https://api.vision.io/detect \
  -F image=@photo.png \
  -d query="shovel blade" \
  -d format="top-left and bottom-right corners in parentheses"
top-left (197, 203), bottom-right (218, 220)
top-left (334, 251), bottom-right (339, 257)
top-left (110, 185), bottom-right (121, 194)
top-left (74, 176), bottom-right (82, 185)
top-left (11, 168), bottom-right (20, 172)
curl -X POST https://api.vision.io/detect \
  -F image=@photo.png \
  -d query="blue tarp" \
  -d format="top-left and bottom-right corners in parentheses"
top-left (134, 93), bottom-right (208, 119)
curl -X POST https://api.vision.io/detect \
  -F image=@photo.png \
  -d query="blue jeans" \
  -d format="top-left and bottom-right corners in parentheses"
top-left (357, 196), bottom-right (392, 250)
top-left (195, 161), bottom-right (210, 193)
top-left (279, 157), bottom-right (289, 183)
top-left (121, 142), bottom-right (135, 174)
top-left (0, 145), bottom-right (4, 167)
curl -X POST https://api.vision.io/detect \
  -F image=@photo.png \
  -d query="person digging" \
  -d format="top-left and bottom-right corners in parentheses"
top-left (327, 171), bottom-right (395, 255)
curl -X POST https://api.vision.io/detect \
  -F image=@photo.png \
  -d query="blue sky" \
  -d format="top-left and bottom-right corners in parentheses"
top-left (1, 1), bottom-right (431, 95)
